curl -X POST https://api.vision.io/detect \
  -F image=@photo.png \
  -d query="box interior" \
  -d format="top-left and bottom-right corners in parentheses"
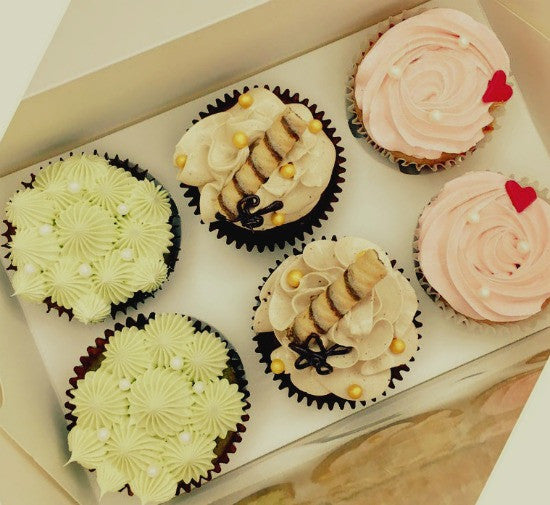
top-left (1, 0), bottom-right (549, 503)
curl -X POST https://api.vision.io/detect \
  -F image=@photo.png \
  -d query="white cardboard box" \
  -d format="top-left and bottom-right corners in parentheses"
top-left (1, 1), bottom-right (549, 504)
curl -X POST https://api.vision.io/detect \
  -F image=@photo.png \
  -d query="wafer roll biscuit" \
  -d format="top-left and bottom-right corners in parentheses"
top-left (218, 108), bottom-right (307, 219)
top-left (288, 249), bottom-right (387, 340)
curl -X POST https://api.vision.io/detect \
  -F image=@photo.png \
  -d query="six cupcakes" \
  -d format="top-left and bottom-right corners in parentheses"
top-left (0, 6), bottom-right (541, 503)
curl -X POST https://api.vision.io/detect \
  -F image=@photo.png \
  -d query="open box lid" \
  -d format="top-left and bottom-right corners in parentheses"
top-left (0, 1), bottom-right (549, 504)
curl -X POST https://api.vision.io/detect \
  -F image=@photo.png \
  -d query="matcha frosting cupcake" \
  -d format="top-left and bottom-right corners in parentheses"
top-left (66, 313), bottom-right (249, 504)
top-left (3, 153), bottom-right (180, 324)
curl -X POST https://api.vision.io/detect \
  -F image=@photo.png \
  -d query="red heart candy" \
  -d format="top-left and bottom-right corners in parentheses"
top-left (482, 70), bottom-right (513, 103)
top-left (505, 180), bottom-right (537, 213)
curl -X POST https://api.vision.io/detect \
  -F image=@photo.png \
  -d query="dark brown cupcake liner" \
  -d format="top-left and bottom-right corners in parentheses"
top-left (2, 150), bottom-right (181, 323)
top-left (64, 312), bottom-right (251, 498)
top-left (252, 235), bottom-right (422, 410)
top-left (180, 84), bottom-right (346, 252)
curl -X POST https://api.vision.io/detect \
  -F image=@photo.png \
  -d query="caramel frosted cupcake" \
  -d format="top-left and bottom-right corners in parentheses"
top-left (350, 8), bottom-right (513, 172)
top-left (174, 86), bottom-right (345, 251)
top-left (253, 237), bottom-right (421, 409)
top-left (415, 171), bottom-right (550, 326)
top-left (3, 153), bottom-right (180, 324)
top-left (65, 313), bottom-right (249, 504)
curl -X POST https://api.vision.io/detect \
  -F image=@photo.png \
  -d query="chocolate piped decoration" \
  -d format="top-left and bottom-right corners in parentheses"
top-left (289, 333), bottom-right (351, 375)
top-left (217, 195), bottom-right (283, 229)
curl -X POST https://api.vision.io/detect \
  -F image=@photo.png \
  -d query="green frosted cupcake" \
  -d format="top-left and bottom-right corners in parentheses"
top-left (2, 152), bottom-right (181, 324)
top-left (66, 313), bottom-right (250, 504)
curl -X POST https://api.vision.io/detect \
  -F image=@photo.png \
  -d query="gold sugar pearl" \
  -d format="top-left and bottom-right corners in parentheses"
top-left (279, 163), bottom-right (295, 179)
top-left (271, 211), bottom-right (285, 227)
top-left (175, 154), bottom-right (187, 169)
top-left (238, 93), bottom-right (254, 108)
top-left (232, 131), bottom-right (249, 149)
top-left (270, 358), bottom-right (285, 374)
top-left (390, 337), bottom-right (406, 354)
top-left (286, 269), bottom-right (303, 288)
top-left (347, 384), bottom-right (363, 400)
top-left (308, 119), bottom-right (323, 134)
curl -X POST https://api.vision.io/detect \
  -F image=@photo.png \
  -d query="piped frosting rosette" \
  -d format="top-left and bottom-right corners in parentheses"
top-left (253, 237), bottom-right (422, 409)
top-left (415, 171), bottom-right (550, 332)
top-left (65, 313), bottom-right (250, 504)
top-left (2, 152), bottom-right (180, 324)
top-left (175, 86), bottom-right (345, 251)
top-left (348, 7), bottom-right (512, 172)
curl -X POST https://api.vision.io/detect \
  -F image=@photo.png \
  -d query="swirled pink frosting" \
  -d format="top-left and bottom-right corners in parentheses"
top-left (418, 172), bottom-right (550, 322)
top-left (354, 8), bottom-right (511, 160)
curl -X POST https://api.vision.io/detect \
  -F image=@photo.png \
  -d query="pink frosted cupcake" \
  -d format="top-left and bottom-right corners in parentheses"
top-left (351, 8), bottom-right (513, 172)
top-left (415, 171), bottom-right (550, 325)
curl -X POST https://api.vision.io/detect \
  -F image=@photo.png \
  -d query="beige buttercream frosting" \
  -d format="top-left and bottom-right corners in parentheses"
top-left (174, 88), bottom-right (336, 230)
top-left (253, 237), bottom-right (419, 401)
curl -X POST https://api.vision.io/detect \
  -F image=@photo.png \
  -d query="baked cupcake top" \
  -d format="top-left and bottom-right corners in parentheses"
top-left (354, 8), bottom-right (512, 160)
top-left (4, 154), bottom-right (175, 324)
top-left (67, 314), bottom-right (247, 505)
top-left (417, 171), bottom-right (550, 322)
top-left (253, 238), bottom-right (420, 401)
top-left (174, 87), bottom-right (336, 231)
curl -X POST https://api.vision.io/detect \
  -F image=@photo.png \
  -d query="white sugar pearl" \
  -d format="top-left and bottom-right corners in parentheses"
top-left (192, 381), bottom-right (205, 394)
top-left (67, 181), bottom-right (81, 193)
top-left (78, 263), bottom-right (92, 277)
top-left (517, 241), bottom-right (530, 254)
top-left (479, 286), bottom-right (490, 299)
top-left (97, 428), bottom-right (110, 442)
top-left (388, 65), bottom-right (402, 79)
top-left (119, 378), bottom-right (131, 391)
top-left (170, 356), bottom-right (183, 370)
top-left (39, 224), bottom-right (53, 236)
top-left (120, 248), bottom-right (133, 261)
top-left (117, 203), bottom-right (129, 216)
top-left (467, 212), bottom-right (480, 224)
top-left (428, 109), bottom-right (442, 123)
top-left (23, 264), bottom-right (36, 274)
top-left (178, 431), bottom-right (192, 444)
top-left (458, 36), bottom-right (470, 49)
top-left (147, 465), bottom-right (159, 478)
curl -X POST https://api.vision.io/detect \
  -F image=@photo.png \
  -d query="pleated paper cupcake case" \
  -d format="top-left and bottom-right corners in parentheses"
top-left (64, 312), bottom-right (251, 497)
top-left (1, 150), bottom-right (182, 322)
top-left (180, 85), bottom-right (346, 252)
top-left (345, 6), bottom-right (507, 175)
top-left (252, 235), bottom-right (423, 410)
top-left (413, 174), bottom-right (550, 337)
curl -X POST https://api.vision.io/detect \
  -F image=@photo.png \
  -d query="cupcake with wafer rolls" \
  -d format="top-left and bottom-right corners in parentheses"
top-left (253, 237), bottom-right (422, 409)
top-left (174, 86), bottom-right (346, 251)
